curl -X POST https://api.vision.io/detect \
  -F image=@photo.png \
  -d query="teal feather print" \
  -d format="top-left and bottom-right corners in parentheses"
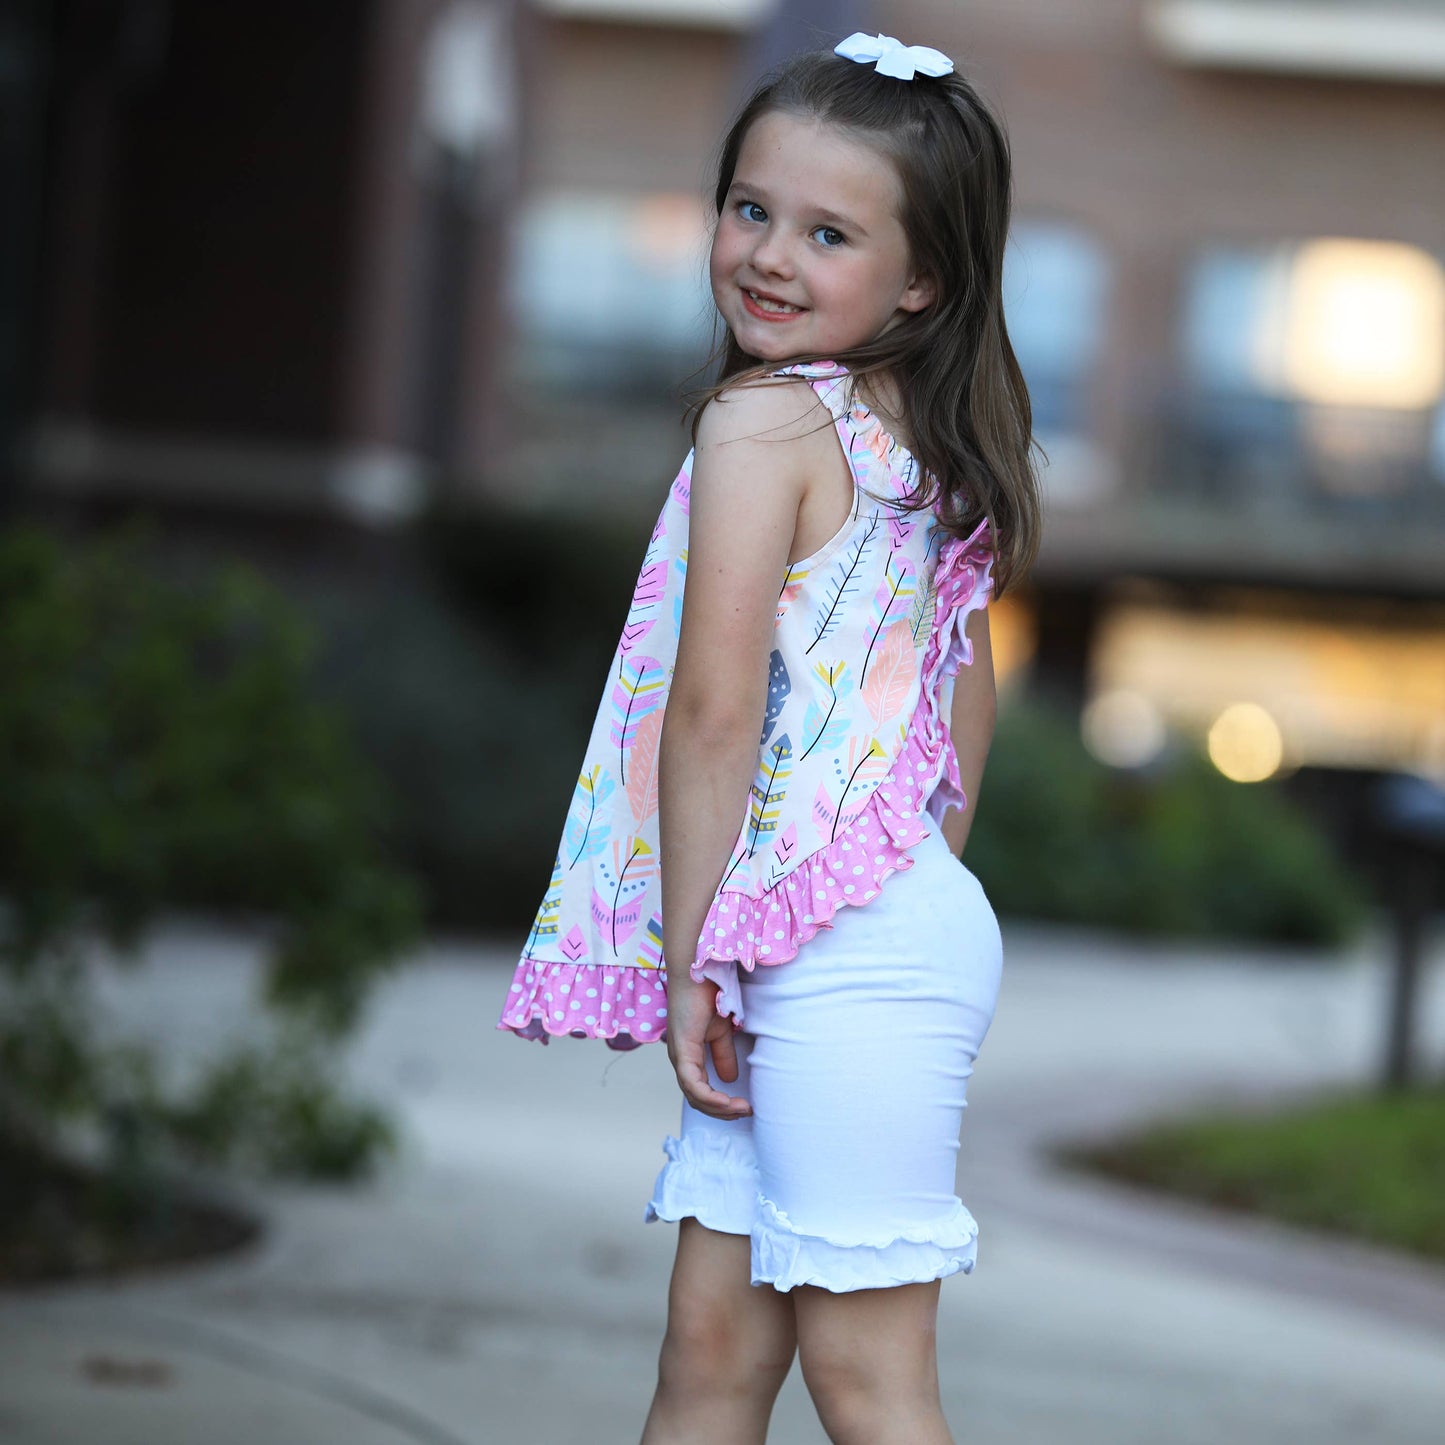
top-left (523, 855), bottom-right (563, 955)
top-left (806, 512), bottom-right (880, 654)
top-left (799, 659), bottom-right (854, 761)
top-left (760, 650), bottom-right (791, 746)
top-left (591, 836), bottom-right (658, 953)
top-left (671, 547), bottom-right (689, 634)
top-left (610, 654), bottom-right (666, 784)
top-left (564, 764), bottom-right (615, 868)
top-left (747, 733), bottom-right (793, 856)
top-left (860, 556), bottom-right (916, 684)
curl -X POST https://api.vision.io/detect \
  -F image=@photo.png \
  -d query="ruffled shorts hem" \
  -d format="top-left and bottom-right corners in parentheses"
top-left (643, 1132), bottom-right (757, 1236)
top-left (750, 1195), bottom-right (979, 1294)
top-left (642, 1134), bottom-right (980, 1294)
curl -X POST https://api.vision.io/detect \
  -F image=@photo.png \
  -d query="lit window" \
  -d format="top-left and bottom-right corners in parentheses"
top-left (1090, 601), bottom-right (1445, 780)
top-left (1178, 238), bottom-right (1445, 505)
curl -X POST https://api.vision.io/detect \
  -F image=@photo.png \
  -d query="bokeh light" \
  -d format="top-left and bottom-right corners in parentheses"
top-left (1207, 701), bottom-right (1285, 782)
top-left (1081, 688), bottom-right (1167, 769)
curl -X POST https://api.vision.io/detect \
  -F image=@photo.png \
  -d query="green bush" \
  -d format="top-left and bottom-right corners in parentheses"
top-left (300, 577), bottom-right (591, 927)
top-left (270, 500), bottom-right (652, 931)
top-left (966, 701), bottom-right (1366, 945)
top-left (0, 523), bottom-right (422, 1185)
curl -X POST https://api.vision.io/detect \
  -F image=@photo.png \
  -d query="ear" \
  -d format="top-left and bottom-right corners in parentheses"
top-left (898, 269), bottom-right (937, 314)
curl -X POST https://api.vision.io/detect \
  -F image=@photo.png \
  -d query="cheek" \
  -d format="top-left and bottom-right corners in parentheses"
top-left (708, 225), bottom-right (738, 284)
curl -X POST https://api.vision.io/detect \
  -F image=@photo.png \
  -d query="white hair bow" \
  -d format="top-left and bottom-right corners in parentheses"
top-left (834, 31), bottom-right (955, 81)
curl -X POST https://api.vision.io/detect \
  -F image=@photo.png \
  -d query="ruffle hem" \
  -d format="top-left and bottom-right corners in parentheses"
top-left (643, 1131), bottom-right (758, 1236)
top-left (498, 963), bottom-right (666, 1051)
top-left (496, 518), bottom-right (993, 1048)
top-left (643, 1135), bottom-right (983, 1293)
top-left (752, 1195), bottom-right (980, 1293)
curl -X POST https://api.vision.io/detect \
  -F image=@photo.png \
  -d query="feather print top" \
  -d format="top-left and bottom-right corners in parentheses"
top-left (499, 360), bottom-right (994, 1050)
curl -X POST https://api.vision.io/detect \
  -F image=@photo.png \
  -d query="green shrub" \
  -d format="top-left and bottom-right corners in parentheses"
top-left (0, 523), bottom-right (421, 1183)
top-left (1061, 1083), bottom-right (1445, 1260)
top-left (271, 499), bottom-right (651, 931)
top-left (300, 577), bottom-right (591, 927)
top-left (966, 701), bottom-right (1366, 945)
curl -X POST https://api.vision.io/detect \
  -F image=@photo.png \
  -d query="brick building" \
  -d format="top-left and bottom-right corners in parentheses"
top-left (5, 0), bottom-right (1444, 792)
top-left (511, 0), bottom-right (1445, 791)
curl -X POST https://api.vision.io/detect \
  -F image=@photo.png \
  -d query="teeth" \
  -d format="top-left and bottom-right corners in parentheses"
top-left (748, 290), bottom-right (801, 313)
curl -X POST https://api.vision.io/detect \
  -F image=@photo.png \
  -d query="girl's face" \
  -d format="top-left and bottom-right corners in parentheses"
top-left (709, 110), bottom-right (935, 364)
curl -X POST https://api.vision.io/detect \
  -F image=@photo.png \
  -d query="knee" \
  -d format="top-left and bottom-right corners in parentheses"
top-left (798, 1330), bottom-right (939, 1426)
top-left (797, 1345), bottom-right (868, 1422)
top-left (658, 1295), bottom-right (795, 1401)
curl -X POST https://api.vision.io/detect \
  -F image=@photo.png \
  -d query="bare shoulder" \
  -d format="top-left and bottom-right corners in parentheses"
top-left (695, 375), bottom-right (833, 452)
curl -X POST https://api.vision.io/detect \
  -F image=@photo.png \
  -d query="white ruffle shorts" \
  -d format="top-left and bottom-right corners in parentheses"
top-left (644, 814), bottom-right (1004, 1293)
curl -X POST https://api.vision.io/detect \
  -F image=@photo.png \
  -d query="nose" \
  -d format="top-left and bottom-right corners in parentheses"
top-left (748, 226), bottom-right (794, 280)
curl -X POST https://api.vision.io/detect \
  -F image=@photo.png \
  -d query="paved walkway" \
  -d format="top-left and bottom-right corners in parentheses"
top-left (2, 918), bottom-right (1444, 1444)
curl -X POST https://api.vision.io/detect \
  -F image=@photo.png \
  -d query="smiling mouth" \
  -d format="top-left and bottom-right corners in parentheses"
top-left (744, 289), bottom-right (805, 315)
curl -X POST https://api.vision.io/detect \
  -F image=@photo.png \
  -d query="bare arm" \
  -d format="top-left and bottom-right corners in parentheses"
top-left (659, 381), bottom-right (823, 1120)
top-left (937, 605), bottom-right (997, 859)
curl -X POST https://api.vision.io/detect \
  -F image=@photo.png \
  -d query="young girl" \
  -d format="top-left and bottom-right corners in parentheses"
top-left (499, 31), bottom-right (1040, 1445)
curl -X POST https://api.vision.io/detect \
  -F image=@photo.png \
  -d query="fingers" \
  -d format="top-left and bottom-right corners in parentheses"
top-left (672, 1037), bottom-right (751, 1121)
top-left (710, 1025), bottom-right (740, 1085)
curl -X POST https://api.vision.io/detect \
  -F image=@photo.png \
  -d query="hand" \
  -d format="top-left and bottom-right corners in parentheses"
top-left (664, 967), bottom-right (752, 1121)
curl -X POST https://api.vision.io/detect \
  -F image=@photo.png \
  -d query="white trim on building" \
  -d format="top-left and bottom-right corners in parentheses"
top-left (1148, 0), bottom-right (1445, 82)
top-left (532, 0), bottom-right (777, 30)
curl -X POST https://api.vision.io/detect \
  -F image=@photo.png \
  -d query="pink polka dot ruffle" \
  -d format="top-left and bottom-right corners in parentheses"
top-left (497, 961), bottom-right (667, 1051)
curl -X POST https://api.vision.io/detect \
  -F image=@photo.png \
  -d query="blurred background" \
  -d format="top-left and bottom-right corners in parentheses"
top-left (6, 0), bottom-right (1445, 924)
top-left (2, 2), bottom-right (1444, 1442)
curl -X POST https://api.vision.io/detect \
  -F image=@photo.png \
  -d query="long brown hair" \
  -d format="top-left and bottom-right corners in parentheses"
top-left (687, 48), bottom-right (1043, 596)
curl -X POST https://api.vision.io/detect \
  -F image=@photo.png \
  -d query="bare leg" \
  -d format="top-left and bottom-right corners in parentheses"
top-left (794, 1279), bottom-right (953, 1445)
top-left (640, 1219), bottom-right (797, 1445)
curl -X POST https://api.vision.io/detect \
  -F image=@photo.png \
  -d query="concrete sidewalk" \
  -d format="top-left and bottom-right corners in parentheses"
top-left (2, 919), bottom-right (1444, 1444)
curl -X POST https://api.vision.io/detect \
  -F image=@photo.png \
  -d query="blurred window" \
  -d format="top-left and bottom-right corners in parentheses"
top-left (1148, 0), bottom-right (1445, 84)
top-left (1003, 220), bottom-right (1112, 500)
top-left (1004, 221), bottom-right (1110, 434)
top-left (508, 190), bottom-right (713, 396)
top-left (1176, 238), bottom-right (1445, 511)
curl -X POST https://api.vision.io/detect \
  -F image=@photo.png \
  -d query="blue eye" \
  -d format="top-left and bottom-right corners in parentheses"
top-left (812, 225), bottom-right (846, 248)
top-left (738, 201), bottom-right (767, 223)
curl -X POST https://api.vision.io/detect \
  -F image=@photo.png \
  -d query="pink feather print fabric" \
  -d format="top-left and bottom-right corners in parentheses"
top-left (500, 359), bottom-right (994, 1050)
